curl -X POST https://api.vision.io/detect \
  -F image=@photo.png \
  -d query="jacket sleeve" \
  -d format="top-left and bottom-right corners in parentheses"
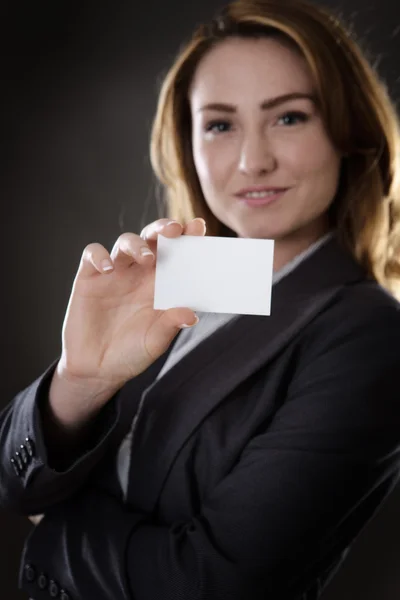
top-left (18, 307), bottom-right (400, 600)
top-left (0, 359), bottom-right (120, 515)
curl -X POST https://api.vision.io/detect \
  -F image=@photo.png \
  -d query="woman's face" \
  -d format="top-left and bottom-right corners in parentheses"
top-left (189, 37), bottom-right (342, 242)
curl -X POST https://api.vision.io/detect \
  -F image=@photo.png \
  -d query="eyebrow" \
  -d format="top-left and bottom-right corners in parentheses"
top-left (198, 92), bottom-right (316, 113)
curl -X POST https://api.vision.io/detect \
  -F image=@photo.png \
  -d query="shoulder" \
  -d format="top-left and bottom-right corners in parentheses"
top-left (314, 278), bottom-right (400, 329)
top-left (340, 278), bottom-right (400, 311)
top-left (299, 279), bottom-right (400, 361)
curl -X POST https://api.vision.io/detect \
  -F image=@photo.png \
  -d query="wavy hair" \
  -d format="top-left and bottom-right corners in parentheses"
top-left (150, 0), bottom-right (400, 297)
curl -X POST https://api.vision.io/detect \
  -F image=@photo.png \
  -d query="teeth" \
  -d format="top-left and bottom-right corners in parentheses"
top-left (244, 190), bottom-right (277, 198)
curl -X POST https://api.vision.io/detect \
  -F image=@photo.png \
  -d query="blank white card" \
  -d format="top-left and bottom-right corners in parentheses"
top-left (154, 235), bottom-right (274, 316)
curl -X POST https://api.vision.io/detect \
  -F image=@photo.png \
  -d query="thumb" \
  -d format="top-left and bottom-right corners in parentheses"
top-left (161, 307), bottom-right (199, 330)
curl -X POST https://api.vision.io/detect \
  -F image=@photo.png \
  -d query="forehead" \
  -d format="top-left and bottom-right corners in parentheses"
top-left (189, 37), bottom-right (314, 106)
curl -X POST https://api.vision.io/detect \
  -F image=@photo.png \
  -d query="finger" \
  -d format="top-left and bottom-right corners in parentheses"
top-left (140, 219), bottom-right (183, 244)
top-left (183, 217), bottom-right (207, 236)
top-left (141, 217), bottom-right (206, 244)
top-left (78, 243), bottom-right (116, 278)
top-left (111, 232), bottom-right (155, 267)
top-left (110, 232), bottom-right (155, 269)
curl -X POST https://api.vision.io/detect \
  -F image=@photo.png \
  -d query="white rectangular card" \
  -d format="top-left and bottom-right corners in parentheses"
top-left (154, 235), bottom-right (274, 316)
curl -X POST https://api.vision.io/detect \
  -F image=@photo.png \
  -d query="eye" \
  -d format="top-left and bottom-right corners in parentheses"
top-left (276, 111), bottom-right (309, 126)
top-left (204, 120), bottom-right (232, 134)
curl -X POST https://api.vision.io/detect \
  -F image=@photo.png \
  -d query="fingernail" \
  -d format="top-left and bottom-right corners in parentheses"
top-left (140, 247), bottom-right (154, 257)
top-left (180, 315), bottom-right (199, 328)
top-left (101, 259), bottom-right (114, 272)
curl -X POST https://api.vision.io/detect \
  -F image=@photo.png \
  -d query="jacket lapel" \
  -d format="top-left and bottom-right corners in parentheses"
top-left (126, 237), bottom-right (366, 511)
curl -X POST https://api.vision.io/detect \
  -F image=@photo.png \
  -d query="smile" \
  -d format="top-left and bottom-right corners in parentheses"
top-left (237, 189), bottom-right (288, 207)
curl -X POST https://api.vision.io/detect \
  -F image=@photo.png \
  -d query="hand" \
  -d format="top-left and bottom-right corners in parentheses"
top-left (50, 218), bottom-right (206, 424)
top-left (29, 514), bottom-right (44, 525)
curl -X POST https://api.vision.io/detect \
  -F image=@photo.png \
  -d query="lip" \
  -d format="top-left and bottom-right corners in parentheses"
top-left (236, 187), bottom-right (289, 207)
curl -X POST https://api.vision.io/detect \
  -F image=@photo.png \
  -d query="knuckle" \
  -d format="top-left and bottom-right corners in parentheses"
top-left (83, 243), bottom-right (103, 259)
top-left (116, 232), bottom-right (137, 245)
top-left (140, 224), bottom-right (157, 240)
top-left (111, 232), bottom-right (138, 256)
top-left (119, 233), bottom-right (140, 253)
top-left (141, 219), bottom-right (177, 240)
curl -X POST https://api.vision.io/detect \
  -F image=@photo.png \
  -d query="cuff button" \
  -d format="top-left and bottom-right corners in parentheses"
top-left (60, 589), bottom-right (70, 600)
top-left (24, 564), bottom-right (36, 583)
top-left (14, 452), bottom-right (23, 471)
top-left (20, 444), bottom-right (29, 465)
top-left (37, 573), bottom-right (48, 589)
top-left (49, 580), bottom-right (60, 597)
top-left (10, 458), bottom-right (21, 476)
top-left (25, 437), bottom-right (35, 458)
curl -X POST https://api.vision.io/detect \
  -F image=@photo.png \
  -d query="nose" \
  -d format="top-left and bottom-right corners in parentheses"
top-left (238, 132), bottom-right (276, 177)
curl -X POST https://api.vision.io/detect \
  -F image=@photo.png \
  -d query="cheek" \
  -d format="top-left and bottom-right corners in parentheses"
top-left (280, 133), bottom-right (340, 187)
top-left (192, 142), bottom-right (213, 184)
top-left (193, 136), bottom-right (235, 190)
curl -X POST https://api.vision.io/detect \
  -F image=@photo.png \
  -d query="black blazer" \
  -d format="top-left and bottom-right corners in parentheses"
top-left (2, 237), bottom-right (400, 600)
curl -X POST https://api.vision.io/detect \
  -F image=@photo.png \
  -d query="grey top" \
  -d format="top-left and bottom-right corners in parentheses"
top-left (116, 232), bottom-right (334, 497)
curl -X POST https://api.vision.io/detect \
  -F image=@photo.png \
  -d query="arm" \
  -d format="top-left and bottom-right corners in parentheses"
top-left (18, 307), bottom-right (400, 600)
top-left (0, 360), bottom-right (120, 515)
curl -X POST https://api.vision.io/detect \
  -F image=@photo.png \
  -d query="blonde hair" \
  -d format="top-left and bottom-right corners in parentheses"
top-left (150, 0), bottom-right (400, 297)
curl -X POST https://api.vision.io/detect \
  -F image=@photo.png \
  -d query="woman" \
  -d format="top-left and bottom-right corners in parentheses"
top-left (1, 0), bottom-right (400, 598)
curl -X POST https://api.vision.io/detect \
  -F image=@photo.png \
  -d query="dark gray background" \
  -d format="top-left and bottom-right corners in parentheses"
top-left (1, 0), bottom-right (399, 598)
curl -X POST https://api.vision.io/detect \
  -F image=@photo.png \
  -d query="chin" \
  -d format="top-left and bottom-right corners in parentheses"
top-left (234, 222), bottom-right (281, 240)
